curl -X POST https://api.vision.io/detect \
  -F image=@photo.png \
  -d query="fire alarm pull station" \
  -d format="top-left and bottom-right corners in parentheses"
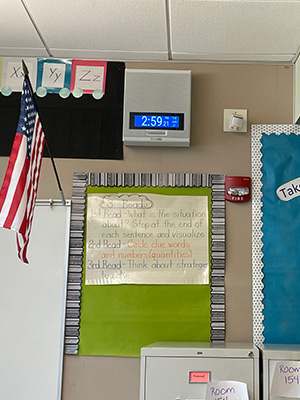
top-left (225, 176), bottom-right (251, 202)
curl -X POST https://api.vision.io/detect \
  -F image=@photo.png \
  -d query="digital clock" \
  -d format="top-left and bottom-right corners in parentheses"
top-left (129, 112), bottom-right (184, 130)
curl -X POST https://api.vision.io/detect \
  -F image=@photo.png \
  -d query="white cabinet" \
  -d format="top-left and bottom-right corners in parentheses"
top-left (258, 344), bottom-right (300, 400)
top-left (140, 342), bottom-right (260, 400)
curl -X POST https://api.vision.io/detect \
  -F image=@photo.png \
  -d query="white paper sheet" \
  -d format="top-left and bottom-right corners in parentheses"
top-left (86, 192), bottom-right (209, 285)
top-left (206, 381), bottom-right (249, 400)
top-left (271, 361), bottom-right (300, 398)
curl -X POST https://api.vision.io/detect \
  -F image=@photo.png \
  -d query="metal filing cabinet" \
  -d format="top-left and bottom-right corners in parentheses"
top-left (140, 342), bottom-right (260, 400)
top-left (259, 344), bottom-right (300, 400)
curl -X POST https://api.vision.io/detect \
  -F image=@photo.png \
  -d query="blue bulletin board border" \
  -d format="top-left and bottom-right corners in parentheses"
top-left (64, 172), bottom-right (225, 355)
top-left (252, 125), bottom-right (300, 345)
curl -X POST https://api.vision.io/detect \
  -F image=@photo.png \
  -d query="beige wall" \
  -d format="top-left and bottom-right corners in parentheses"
top-left (0, 62), bottom-right (293, 400)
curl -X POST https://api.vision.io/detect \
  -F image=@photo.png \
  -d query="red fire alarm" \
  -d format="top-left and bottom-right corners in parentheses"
top-left (225, 176), bottom-right (251, 202)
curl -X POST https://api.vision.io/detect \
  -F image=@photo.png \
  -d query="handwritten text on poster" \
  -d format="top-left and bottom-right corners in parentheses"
top-left (86, 193), bottom-right (209, 285)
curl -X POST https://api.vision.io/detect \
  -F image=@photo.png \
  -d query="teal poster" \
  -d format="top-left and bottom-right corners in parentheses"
top-left (252, 125), bottom-right (300, 344)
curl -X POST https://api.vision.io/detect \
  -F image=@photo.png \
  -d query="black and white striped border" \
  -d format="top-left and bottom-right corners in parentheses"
top-left (64, 172), bottom-right (225, 354)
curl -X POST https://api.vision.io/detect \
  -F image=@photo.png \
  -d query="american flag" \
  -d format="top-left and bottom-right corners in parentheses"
top-left (0, 75), bottom-right (45, 263)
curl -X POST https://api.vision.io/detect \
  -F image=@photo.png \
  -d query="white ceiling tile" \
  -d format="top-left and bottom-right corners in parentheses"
top-left (51, 49), bottom-right (169, 61)
top-left (25, 0), bottom-right (169, 56)
top-left (169, 0), bottom-right (300, 60)
top-left (171, 52), bottom-right (295, 63)
top-left (0, 47), bottom-right (48, 57)
top-left (0, 0), bottom-right (48, 56)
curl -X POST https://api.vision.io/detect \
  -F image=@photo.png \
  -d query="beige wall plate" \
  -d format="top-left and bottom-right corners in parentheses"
top-left (224, 109), bottom-right (248, 132)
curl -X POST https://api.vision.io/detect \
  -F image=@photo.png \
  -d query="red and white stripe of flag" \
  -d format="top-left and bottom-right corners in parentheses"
top-left (0, 115), bottom-right (45, 263)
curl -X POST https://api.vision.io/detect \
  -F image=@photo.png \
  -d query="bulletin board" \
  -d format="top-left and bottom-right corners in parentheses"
top-left (64, 172), bottom-right (225, 357)
top-left (252, 125), bottom-right (300, 344)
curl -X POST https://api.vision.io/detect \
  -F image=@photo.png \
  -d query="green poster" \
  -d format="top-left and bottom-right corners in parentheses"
top-left (64, 173), bottom-right (225, 357)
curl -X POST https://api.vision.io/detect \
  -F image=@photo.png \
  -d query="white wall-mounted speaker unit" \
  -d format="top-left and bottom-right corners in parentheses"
top-left (123, 69), bottom-right (191, 147)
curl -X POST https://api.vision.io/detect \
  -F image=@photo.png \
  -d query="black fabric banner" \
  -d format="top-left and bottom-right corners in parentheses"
top-left (0, 62), bottom-right (124, 160)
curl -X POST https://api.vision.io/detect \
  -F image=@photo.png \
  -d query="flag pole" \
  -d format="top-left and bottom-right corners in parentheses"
top-left (22, 60), bottom-right (66, 205)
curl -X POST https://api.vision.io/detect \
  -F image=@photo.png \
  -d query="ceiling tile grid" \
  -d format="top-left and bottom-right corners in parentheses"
top-left (0, 0), bottom-right (299, 63)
